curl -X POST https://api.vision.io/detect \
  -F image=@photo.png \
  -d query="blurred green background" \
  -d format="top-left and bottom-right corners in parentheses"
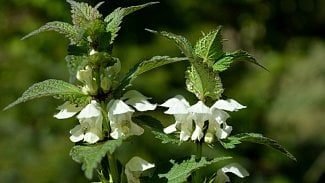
top-left (1, 0), bottom-right (324, 182)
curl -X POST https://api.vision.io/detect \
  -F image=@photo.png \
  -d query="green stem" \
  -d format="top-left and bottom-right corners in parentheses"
top-left (192, 142), bottom-right (203, 183)
top-left (108, 154), bottom-right (119, 183)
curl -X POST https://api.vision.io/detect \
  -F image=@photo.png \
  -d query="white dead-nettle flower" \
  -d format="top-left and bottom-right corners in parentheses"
top-left (125, 156), bottom-right (155, 183)
top-left (214, 163), bottom-right (249, 183)
top-left (101, 60), bottom-right (121, 92)
top-left (108, 90), bottom-right (157, 139)
top-left (161, 95), bottom-right (192, 141)
top-left (77, 65), bottom-right (98, 95)
top-left (54, 100), bottom-right (103, 144)
top-left (161, 95), bottom-right (246, 143)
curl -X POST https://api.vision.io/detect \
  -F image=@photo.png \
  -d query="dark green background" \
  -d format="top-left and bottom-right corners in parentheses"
top-left (1, 0), bottom-right (324, 182)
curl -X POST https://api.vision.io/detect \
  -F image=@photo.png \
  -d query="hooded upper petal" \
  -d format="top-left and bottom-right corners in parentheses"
top-left (54, 102), bottom-right (83, 119)
top-left (77, 100), bottom-right (102, 119)
top-left (211, 99), bottom-right (246, 112)
top-left (215, 163), bottom-right (249, 183)
top-left (125, 156), bottom-right (155, 183)
top-left (122, 90), bottom-right (157, 111)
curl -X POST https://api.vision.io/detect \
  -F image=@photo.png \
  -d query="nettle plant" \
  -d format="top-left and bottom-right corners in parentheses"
top-left (5, 1), bottom-right (296, 183)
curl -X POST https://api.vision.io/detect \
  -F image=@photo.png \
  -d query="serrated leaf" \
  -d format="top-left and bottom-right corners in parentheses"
top-left (151, 131), bottom-right (181, 145)
top-left (104, 2), bottom-right (159, 44)
top-left (159, 156), bottom-right (232, 183)
top-left (118, 56), bottom-right (187, 92)
top-left (213, 50), bottom-right (268, 72)
top-left (186, 62), bottom-right (223, 101)
top-left (4, 79), bottom-right (90, 110)
top-left (67, 0), bottom-right (103, 26)
top-left (22, 21), bottom-right (80, 44)
top-left (147, 29), bottom-right (194, 58)
top-left (70, 139), bottom-right (123, 179)
top-left (194, 27), bottom-right (224, 65)
top-left (220, 133), bottom-right (296, 161)
top-left (65, 55), bottom-right (88, 82)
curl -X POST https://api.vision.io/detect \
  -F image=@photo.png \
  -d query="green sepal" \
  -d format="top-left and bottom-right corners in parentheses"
top-left (186, 61), bottom-right (223, 101)
top-left (194, 27), bottom-right (224, 66)
top-left (70, 139), bottom-right (123, 179)
top-left (117, 56), bottom-right (187, 94)
top-left (4, 79), bottom-right (91, 110)
top-left (105, 2), bottom-right (159, 44)
top-left (158, 156), bottom-right (232, 183)
top-left (21, 21), bottom-right (81, 44)
top-left (219, 133), bottom-right (296, 161)
top-left (146, 29), bottom-right (194, 58)
top-left (213, 50), bottom-right (268, 72)
top-left (67, 0), bottom-right (104, 27)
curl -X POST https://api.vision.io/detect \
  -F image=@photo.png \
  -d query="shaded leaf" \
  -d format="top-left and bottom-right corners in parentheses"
top-left (22, 21), bottom-right (80, 44)
top-left (146, 29), bottom-right (193, 58)
top-left (70, 139), bottom-right (123, 179)
top-left (159, 156), bottom-right (232, 183)
top-left (4, 79), bottom-right (90, 110)
top-left (213, 50), bottom-right (268, 72)
top-left (65, 55), bottom-right (88, 82)
top-left (220, 133), bottom-right (296, 161)
top-left (194, 27), bottom-right (224, 65)
top-left (118, 56), bottom-right (187, 92)
top-left (186, 62), bottom-right (223, 101)
top-left (105, 2), bottom-right (159, 44)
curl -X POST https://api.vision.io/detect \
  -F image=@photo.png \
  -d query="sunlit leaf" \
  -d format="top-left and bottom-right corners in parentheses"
top-left (67, 0), bottom-right (103, 26)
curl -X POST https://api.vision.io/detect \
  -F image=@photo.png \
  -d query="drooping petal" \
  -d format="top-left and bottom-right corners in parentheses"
top-left (53, 102), bottom-right (82, 119)
top-left (125, 156), bottom-right (155, 183)
top-left (69, 125), bottom-right (84, 142)
top-left (109, 99), bottom-right (134, 115)
top-left (77, 100), bottom-right (101, 119)
top-left (122, 90), bottom-right (157, 111)
top-left (215, 124), bottom-right (233, 139)
top-left (189, 101), bottom-right (210, 141)
top-left (130, 122), bottom-right (144, 136)
top-left (83, 131), bottom-right (100, 144)
top-left (211, 99), bottom-right (246, 112)
top-left (215, 163), bottom-right (249, 183)
top-left (163, 123), bottom-right (177, 134)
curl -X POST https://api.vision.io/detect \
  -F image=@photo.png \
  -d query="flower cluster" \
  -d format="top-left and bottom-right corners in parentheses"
top-left (161, 95), bottom-right (246, 143)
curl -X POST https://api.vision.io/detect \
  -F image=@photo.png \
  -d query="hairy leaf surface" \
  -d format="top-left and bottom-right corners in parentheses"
top-left (67, 0), bottom-right (103, 26)
top-left (70, 139), bottom-right (122, 179)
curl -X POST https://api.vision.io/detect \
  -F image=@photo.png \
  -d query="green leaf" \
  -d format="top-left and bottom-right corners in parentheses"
top-left (146, 29), bottom-right (194, 58)
top-left (65, 55), bottom-right (88, 82)
top-left (105, 2), bottom-right (159, 44)
top-left (159, 156), bottom-right (232, 183)
top-left (194, 27), bottom-right (224, 65)
top-left (4, 79), bottom-right (90, 110)
top-left (213, 50), bottom-right (268, 72)
top-left (22, 21), bottom-right (80, 44)
top-left (70, 139), bottom-right (123, 179)
top-left (186, 62), bottom-right (223, 101)
top-left (118, 56), bottom-right (187, 92)
top-left (67, 0), bottom-right (103, 26)
top-left (151, 131), bottom-right (181, 145)
top-left (220, 133), bottom-right (296, 161)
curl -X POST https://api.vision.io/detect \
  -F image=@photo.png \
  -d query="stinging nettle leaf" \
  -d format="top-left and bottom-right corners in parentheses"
top-left (22, 21), bottom-right (80, 44)
top-left (146, 29), bottom-right (194, 58)
top-left (105, 2), bottom-right (159, 44)
top-left (220, 133), bottom-right (296, 161)
top-left (186, 62), bottom-right (224, 101)
top-left (194, 27), bottom-right (224, 65)
top-left (159, 156), bottom-right (232, 183)
top-left (118, 56), bottom-right (187, 92)
top-left (70, 139), bottom-right (123, 179)
top-left (65, 55), bottom-right (88, 82)
top-left (67, 0), bottom-right (104, 26)
top-left (4, 79), bottom-right (90, 110)
top-left (213, 50), bottom-right (268, 72)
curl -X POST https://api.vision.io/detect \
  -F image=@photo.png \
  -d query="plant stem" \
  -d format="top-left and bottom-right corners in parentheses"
top-left (108, 154), bottom-right (119, 183)
top-left (192, 141), bottom-right (203, 183)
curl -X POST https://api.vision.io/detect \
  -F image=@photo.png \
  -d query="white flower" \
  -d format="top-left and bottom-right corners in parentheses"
top-left (53, 101), bottom-right (83, 119)
top-left (211, 99), bottom-right (246, 112)
top-left (160, 95), bottom-right (193, 141)
top-left (108, 90), bottom-right (156, 139)
top-left (125, 156), bottom-right (155, 183)
top-left (69, 100), bottom-right (103, 144)
top-left (188, 101), bottom-right (211, 141)
top-left (77, 66), bottom-right (98, 95)
top-left (214, 163), bottom-right (249, 183)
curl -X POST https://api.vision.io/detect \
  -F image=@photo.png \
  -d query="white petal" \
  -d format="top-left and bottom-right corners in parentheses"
top-left (110, 128), bottom-right (122, 139)
top-left (161, 97), bottom-right (189, 114)
top-left (108, 100), bottom-right (134, 115)
top-left (189, 101), bottom-right (210, 114)
top-left (77, 100), bottom-right (101, 119)
top-left (122, 90), bottom-right (157, 111)
top-left (163, 123), bottom-right (177, 134)
top-left (126, 156), bottom-right (155, 172)
top-left (216, 124), bottom-right (232, 139)
top-left (221, 163), bottom-right (249, 178)
top-left (191, 125), bottom-right (204, 141)
top-left (212, 110), bottom-right (230, 124)
top-left (215, 169), bottom-right (230, 183)
top-left (160, 95), bottom-right (190, 108)
top-left (69, 125), bottom-right (84, 142)
top-left (83, 131), bottom-right (100, 144)
top-left (212, 99), bottom-right (246, 112)
top-left (53, 102), bottom-right (82, 119)
top-left (130, 122), bottom-right (144, 136)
